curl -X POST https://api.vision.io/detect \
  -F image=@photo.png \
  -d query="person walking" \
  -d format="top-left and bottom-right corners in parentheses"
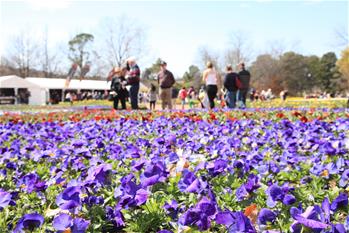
top-left (148, 84), bottom-right (157, 110)
top-left (202, 61), bottom-right (221, 109)
top-left (223, 64), bottom-right (239, 108)
top-left (157, 60), bottom-right (175, 110)
top-left (126, 57), bottom-right (141, 110)
top-left (237, 62), bottom-right (251, 108)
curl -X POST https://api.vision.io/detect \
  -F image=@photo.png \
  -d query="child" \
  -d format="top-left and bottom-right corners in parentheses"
top-left (148, 84), bottom-right (157, 110)
top-left (178, 87), bottom-right (188, 110)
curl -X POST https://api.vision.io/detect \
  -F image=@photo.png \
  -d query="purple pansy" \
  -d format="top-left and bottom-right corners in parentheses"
top-left (163, 200), bottom-right (179, 219)
top-left (178, 170), bottom-right (207, 193)
top-left (14, 213), bottom-right (44, 232)
top-left (140, 161), bottom-right (168, 187)
top-left (258, 208), bottom-right (277, 225)
top-left (330, 192), bottom-right (348, 212)
top-left (179, 197), bottom-right (216, 231)
top-left (290, 206), bottom-right (330, 233)
top-left (56, 186), bottom-right (81, 210)
top-left (207, 159), bottom-right (228, 177)
top-left (0, 191), bottom-right (12, 209)
top-left (339, 169), bottom-right (349, 187)
top-left (216, 210), bottom-right (256, 233)
top-left (85, 163), bottom-right (112, 186)
top-left (53, 213), bottom-right (73, 231)
top-left (115, 174), bottom-right (148, 209)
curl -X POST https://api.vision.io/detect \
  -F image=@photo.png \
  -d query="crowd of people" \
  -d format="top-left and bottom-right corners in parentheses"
top-left (108, 58), bottom-right (254, 110)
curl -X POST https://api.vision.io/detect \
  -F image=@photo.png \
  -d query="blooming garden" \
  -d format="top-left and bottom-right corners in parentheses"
top-left (0, 108), bottom-right (348, 232)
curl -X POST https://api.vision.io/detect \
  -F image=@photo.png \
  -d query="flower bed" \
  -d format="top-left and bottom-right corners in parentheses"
top-left (0, 109), bottom-right (348, 232)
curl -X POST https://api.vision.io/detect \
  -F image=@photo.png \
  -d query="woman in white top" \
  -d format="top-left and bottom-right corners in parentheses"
top-left (202, 61), bottom-right (221, 109)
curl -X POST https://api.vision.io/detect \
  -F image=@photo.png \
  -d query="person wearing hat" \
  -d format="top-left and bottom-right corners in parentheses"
top-left (237, 62), bottom-right (251, 108)
top-left (157, 60), bottom-right (176, 110)
top-left (110, 67), bottom-right (129, 110)
top-left (126, 57), bottom-right (141, 109)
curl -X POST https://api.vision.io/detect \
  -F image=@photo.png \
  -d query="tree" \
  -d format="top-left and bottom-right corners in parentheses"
top-left (250, 54), bottom-right (282, 93)
top-left (7, 31), bottom-right (40, 77)
top-left (102, 16), bottom-right (147, 67)
top-left (182, 65), bottom-right (201, 89)
top-left (318, 52), bottom-right (341, 93)
top-left (40, 28), bottom-right (61, 77)
top-left (303, 55), bottom-right (322, 90)
top-left (225, 31), bottom-right (252, 69)
top-left (68, 33), bottom-right (94, 76)
top-left (279, 52), bottom-right (309, 95)
top-left (197, 46), bottom-right (220, 71)
top-left (336, 47), bottom-right (349, 89)
top-left (142, 58), bottom-right (162, 80)
top-left (183, 65), bottom-right (200, 82)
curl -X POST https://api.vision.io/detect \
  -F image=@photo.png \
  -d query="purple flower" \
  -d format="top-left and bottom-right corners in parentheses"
top-left (106, 206), bottom-right (125, 228)
top-left (163, 200), bottom-right (179, 219)
top-left (158, 230), bottom-right (173, 233)
top-left (14, 213), bottom-right (44, 232)
top-left (215, 211), bottom-right (256, 233)
top-left (131, 159), bottom-right (146, 171)
top-left (290, 206), bottom-right (330, 233)
top-left (178, 170), bottom-right (206, 193)
top-left (258, 208), bottom-right (277, 225)
top-left (85, 164), bottom-right (112, 185)
top-left (266, 184), bottom-right (284, 208)
top-left (322, 197), bottom-right (330, 223)
top-left (115, 174), bottom-right (148, 209)
top-left (140, 161), bottom-right (168, 187)
top-left (53, 213), bottom-right (73, 231)
top-left (339, 169), bottom-right (349, 187)
top-left (17, 173), bottom-right (44, 193)
top-left (244, 174), bottom-right (260, 193)
top-left (179, 197), bottom-right (216, 231)
top-left (56, 186), bottom-right (81, 210)
top-left (71, 218), bottom-right (90, 233)
top-left (330, 192), bottom-right (348, 212)
top-left (331, 224), bottom-right (346, 233)
top-left (236, 185), bottom-right (249, 201)
top-left (0, 191), bottom-right (12, 209)
top-left (283, 194), bottom-right (296, 205)
top-left (207, 159), bottom-right (228, 177)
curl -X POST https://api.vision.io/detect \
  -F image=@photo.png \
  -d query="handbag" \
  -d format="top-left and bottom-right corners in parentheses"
top-left (235, 77), bottom-right (243, 89)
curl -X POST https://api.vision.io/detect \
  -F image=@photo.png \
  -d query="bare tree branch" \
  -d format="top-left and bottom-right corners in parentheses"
top-left (101, 16), bottom-right (147, 68)
top-left (8, 31), bottom-right (40, 77)
top-left (225, 31), bottom-right (253, 69)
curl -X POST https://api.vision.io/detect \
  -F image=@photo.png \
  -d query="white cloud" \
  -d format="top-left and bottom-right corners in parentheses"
top-left (26, 0), bottom-right (71, 10)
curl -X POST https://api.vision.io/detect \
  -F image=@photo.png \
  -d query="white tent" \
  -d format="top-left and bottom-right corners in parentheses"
top-left (1, 76), bottom-right (149, 105)
top-left (26, 77), bottom-right (111, 90)
top-left (0, 75), bottom-right (44, 105)
top-left (26, 77), bottom-right (148, 90)
top-left (25, 77), bottom-right (112, 105)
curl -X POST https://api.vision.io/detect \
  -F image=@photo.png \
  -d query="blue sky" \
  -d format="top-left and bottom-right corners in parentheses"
top-left (0, 0), bottom-right (348, 76)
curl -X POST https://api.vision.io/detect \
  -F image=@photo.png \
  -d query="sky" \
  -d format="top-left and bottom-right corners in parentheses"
top-left (0, 0), bottom-right (348, 76)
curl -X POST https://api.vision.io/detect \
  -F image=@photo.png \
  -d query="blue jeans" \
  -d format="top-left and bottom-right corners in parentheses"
top-left (226, 90), bottom-right (238, 108)
top-left (238, 89), bottom-right (248, 108)
top-left (129, 83), bottom-right (139, 109)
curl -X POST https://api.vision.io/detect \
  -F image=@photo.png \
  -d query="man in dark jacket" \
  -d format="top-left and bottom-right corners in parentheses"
top-left (223, 65), bottom-right (239, 108)
top-left (126, 57), bottom-right (141, 110)
top-left (157, 60), bottom-right (175, 110)
top-left (238, 62), bottom-right (251, 108)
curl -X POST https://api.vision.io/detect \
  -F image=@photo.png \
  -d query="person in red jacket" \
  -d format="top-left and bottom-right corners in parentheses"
top-left (178, 87), bottom-right (188, 110)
